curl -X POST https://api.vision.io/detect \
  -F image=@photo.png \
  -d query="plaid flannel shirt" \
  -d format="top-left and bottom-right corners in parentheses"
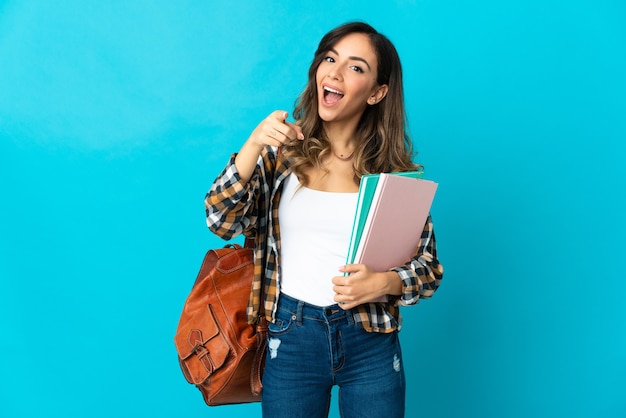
top-left (205, 146), bottom-right (443, 333)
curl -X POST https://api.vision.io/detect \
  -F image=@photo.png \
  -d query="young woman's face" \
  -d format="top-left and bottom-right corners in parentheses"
top-left (315, 32), bottom-right (387, 128)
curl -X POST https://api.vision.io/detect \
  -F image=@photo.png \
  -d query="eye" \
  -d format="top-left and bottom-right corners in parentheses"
top-left (350, 65), bottom-right (364, 73)
top-left (324, 56), bottom-right (335, 63)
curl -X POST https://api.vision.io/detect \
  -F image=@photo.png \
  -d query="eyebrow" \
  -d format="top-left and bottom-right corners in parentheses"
top-left (329, 48), bottom-right (372, 71)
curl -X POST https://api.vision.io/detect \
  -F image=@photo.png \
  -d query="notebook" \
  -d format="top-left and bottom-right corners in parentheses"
top-left (345, 170), bottom-right (423, 266)
top-left (352, 173), bottom-right (438, 273)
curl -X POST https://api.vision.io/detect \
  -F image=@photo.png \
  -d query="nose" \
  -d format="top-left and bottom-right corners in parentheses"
top-left (327, 66), bottom-right (342, 81)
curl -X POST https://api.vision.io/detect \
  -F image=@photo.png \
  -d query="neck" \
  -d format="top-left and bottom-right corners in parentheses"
top-left (323, 121), bottom-right (358, 155)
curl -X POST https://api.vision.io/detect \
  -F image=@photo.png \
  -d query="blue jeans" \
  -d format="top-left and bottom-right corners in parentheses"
top-left (262, 293), bottom-right (406, 418)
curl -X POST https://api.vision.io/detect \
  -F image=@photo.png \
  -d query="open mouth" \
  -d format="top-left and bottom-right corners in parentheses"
top-left (322, 85), bottom-right (344, 106)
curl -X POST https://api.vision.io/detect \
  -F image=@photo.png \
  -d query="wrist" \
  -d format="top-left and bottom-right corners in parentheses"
top-left (242, 138), bottom-right (265, 154)
top-left (382, 271), bottom-right (402, 296)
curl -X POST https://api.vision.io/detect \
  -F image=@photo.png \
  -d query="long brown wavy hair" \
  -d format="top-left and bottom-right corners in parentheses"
top-left (283, 22), bottom-right (420, 185)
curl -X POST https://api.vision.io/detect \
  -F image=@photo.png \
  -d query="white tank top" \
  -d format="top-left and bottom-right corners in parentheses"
top-left (278, 173), bottom-right (358, 306)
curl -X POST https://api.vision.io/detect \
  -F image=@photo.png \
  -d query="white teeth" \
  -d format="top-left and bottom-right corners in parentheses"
top-left (324, 86), bottom-right (343, 95)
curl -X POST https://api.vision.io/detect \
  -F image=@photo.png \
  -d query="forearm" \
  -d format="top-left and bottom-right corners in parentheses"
top-left (235, 140), bottom-right (264, 182)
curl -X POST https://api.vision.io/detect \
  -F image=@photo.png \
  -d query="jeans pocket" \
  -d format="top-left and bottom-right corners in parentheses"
top-left (268, 309), bottom-right (295, 336)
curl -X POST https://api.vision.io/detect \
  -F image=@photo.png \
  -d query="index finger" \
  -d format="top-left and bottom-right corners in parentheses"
top-left (285, 121), bottom-right (304, 140)
top-left (339, 264), bottom-right (362, 274)
top-left (271, 110), bottom-right (289, 121)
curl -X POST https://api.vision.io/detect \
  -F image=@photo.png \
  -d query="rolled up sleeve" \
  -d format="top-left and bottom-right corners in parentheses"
top-left (390, 215), bottom-right (443, 306)
top-left (205, 154), bottom-right (259, 240)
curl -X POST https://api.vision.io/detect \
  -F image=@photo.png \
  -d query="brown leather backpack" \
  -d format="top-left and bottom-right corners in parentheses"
top-left (174, 240), bottom-right (267, 406)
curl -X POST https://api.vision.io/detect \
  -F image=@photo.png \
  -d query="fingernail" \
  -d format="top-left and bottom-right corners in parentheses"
top-left (298, 133), bottom-right (304, 140)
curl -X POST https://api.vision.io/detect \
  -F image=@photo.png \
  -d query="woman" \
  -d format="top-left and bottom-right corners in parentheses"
top-left (205, 21), bottom-right (443, 418)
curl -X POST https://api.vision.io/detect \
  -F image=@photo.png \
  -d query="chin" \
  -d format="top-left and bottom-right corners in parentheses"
top-left (318, 105), bottom-right (339, 123)
top-left (318, 111), bottom-right (336, 123)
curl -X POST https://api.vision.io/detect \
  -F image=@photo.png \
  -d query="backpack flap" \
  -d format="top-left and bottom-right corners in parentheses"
top-left (174, 304), bottom-right (229, 385)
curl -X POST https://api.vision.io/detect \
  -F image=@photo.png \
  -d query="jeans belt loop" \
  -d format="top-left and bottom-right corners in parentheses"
top-left (296, 301), bottom-right (304, 326)
top-left (345, 308), bottom-right (355, 326)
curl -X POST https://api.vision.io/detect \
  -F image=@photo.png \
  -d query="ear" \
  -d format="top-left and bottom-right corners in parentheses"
top-left (368, 84), bottom-right (389, 105)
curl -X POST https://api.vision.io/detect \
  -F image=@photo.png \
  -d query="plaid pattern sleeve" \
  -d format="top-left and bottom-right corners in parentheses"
top-left (390, 214), bottom-right (443, 304)
top-left (353, 215), bottom-right (443, 333)
top-left (205, 154), bottom-right (258, 240)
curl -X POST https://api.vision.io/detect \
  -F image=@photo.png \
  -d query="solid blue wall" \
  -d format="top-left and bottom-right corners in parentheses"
top-left (1, 1), bottom-right (624, 417)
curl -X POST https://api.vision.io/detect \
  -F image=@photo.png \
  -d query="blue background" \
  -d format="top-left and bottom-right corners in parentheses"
top-left (1, 1), bottom-right (624, 417)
